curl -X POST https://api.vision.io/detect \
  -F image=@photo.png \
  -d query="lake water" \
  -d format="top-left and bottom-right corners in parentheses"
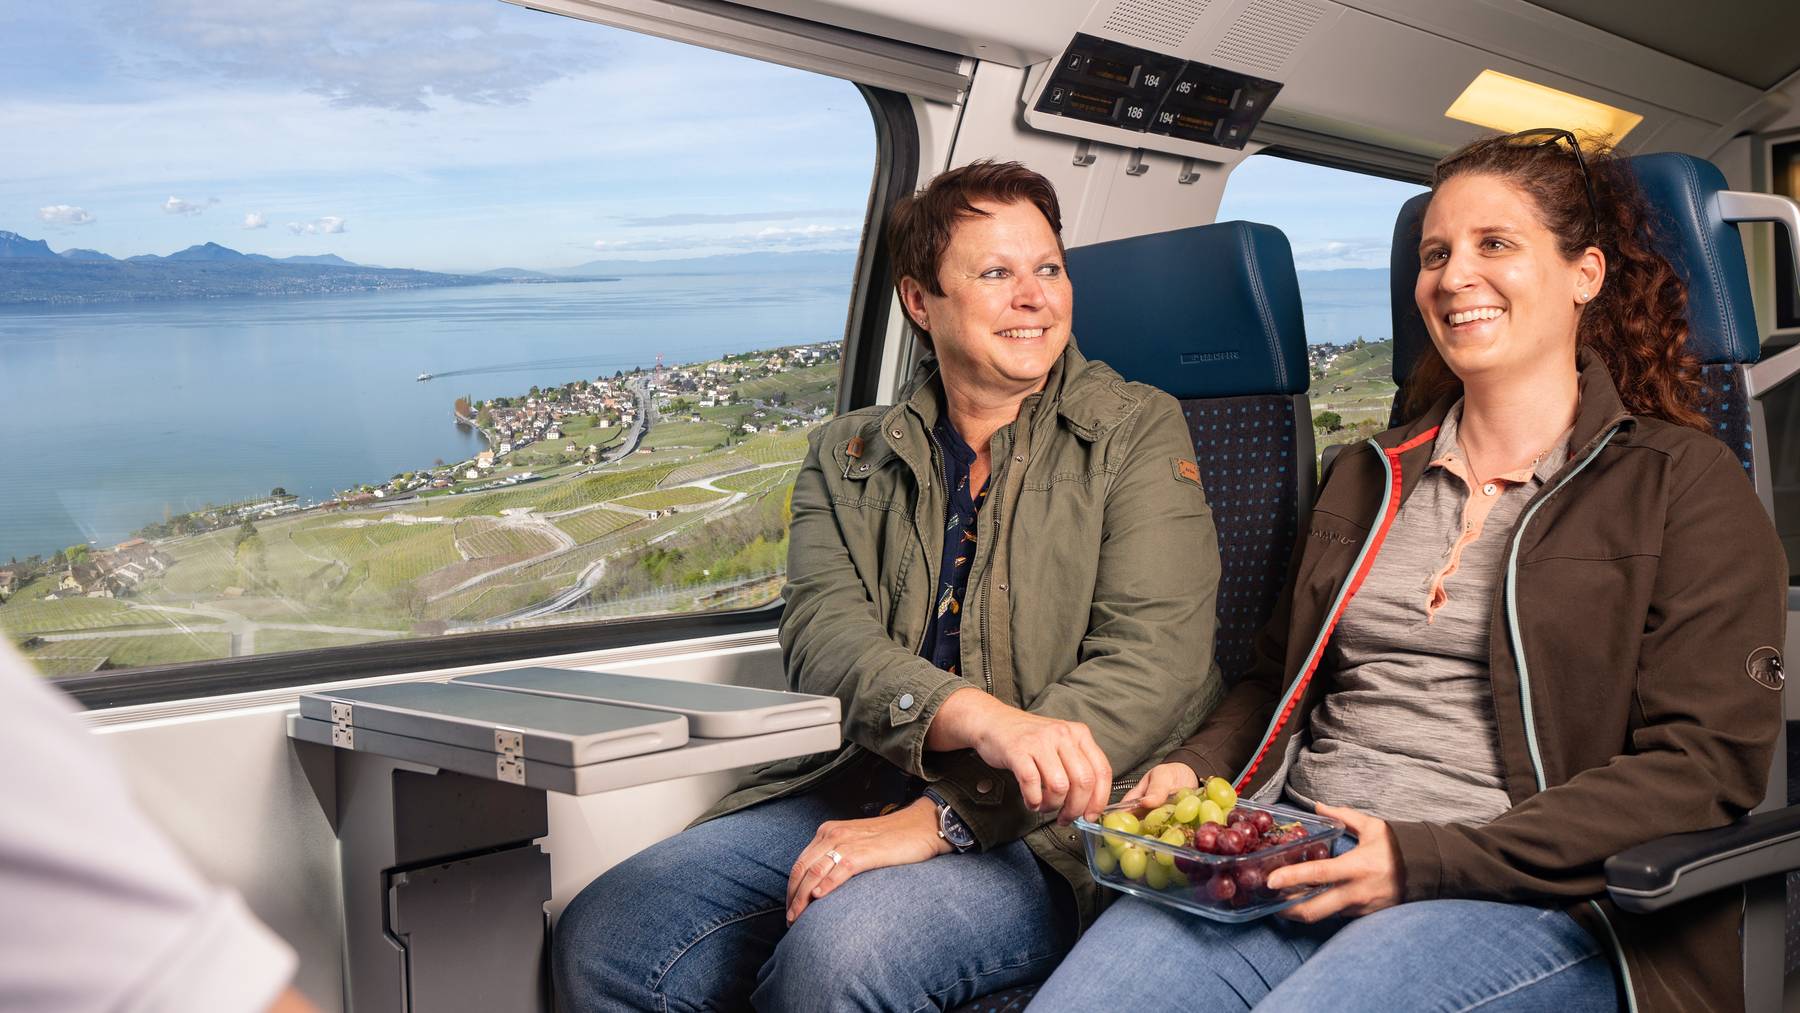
top-left (0, 275), bottom-right (852, 561)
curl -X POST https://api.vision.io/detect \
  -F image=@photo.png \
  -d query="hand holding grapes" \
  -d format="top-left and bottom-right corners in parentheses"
top-left (785, 798), bottom-right (951, 924)
top-left (926, 687), bottom-right (1112, 824)
top-left (1121, 761), bottom-right (1201, 808)
top-left (1266, 803), bottom-right (1404, 922)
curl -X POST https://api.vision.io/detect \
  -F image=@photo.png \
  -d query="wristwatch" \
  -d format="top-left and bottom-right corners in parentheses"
top-left (923, 787), bottom-right (977, 852)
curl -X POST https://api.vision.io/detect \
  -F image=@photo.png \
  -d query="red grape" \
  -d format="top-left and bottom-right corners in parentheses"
top-left (1206, 875), bottom-right (1237, 904)
top-left (1305, 841), bottom-right (1331, 862)
top-left (1215, 828), bottom-right (1247, 856)
top-left (1192, 823), bottom-right (1221, 853)
top-left (1250, 811), bottom-right (1275, 835)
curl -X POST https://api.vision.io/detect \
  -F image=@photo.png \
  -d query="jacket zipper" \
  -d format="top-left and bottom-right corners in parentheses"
top-left (1231, 428), bottom-right (1439, 792)
top-left (977, 430), bottom-right (1008, 697)
top-left (1501, 424), bottom-right (1638, 1013)
top-left (921, 425), bottom-right (945, 656)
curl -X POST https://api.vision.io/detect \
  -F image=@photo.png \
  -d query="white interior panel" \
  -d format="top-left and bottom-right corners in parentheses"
top-left (88, 630), bottom-right (786, 1011)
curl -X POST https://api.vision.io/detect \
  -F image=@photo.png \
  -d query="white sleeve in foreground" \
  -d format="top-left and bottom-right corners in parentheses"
top-left (122, 888), bottom-right (299, 1013)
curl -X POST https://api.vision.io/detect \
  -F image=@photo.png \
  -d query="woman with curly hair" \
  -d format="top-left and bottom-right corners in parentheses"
top-left (1029, 131), bottom-right (1788, 1013)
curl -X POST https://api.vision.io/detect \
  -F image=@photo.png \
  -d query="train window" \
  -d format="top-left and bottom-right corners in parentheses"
top-left (0, 1), bottom-right (877, 681)
top-left (1216, 154), bottom-right (1426, 461)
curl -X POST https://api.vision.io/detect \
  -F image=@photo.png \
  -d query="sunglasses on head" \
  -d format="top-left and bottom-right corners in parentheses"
top-left (1445, 127), bottom-right (1602, 244)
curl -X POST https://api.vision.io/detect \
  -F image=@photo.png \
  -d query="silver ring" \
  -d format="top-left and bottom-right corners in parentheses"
top-left (825, 848), bottom-right (843, 867)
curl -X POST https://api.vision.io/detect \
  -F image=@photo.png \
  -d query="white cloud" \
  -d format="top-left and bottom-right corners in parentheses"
top-left (288, 216), bottom-right (346, 235)
top-left (163, 195), bottom-right (218, 216)
top-left (1290, 238), bottom-right (1392, 270)
top-left (38, 204), bottom-right (95, 225)
top-left (109, 0), bottom-right (586, 112)
top-left (618, 208), bottom-right (859, 227)
top-left (589, 222), bottom-right (861, 257)
top-left (241, 211), bottom-right (267, 229)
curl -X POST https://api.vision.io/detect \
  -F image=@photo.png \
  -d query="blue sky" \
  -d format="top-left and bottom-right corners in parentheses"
top-left (0, 0), bottom-right (1422, 274)
top-left (1217, 154), bottom-right (1426, 271)
top-left (0, 0), bottom-right (877, 271)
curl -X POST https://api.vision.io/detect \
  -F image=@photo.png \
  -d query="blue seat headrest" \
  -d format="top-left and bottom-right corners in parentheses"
top-left (1068, 220), bottom-right (1309, 398)
top-left (1389, 152), bottom-right (1761, 388)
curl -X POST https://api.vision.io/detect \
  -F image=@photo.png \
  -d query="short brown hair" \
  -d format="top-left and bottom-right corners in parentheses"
top-left (887, 160), bottom-right (1064, 344)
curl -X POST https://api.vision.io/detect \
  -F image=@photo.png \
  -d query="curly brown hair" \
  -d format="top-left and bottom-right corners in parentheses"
top-left (1402, 133), bottom-right (1708, 430)
top-left (887, 160), bottom-right (1063, 347)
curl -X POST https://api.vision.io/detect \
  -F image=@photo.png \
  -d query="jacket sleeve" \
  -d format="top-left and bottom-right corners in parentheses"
top-left (1389, 443), bottom-right (1788, 903)
top-left (778, 425), bottom-right (967, 779)
top-left (925, 394), bottom-right (1224, 848)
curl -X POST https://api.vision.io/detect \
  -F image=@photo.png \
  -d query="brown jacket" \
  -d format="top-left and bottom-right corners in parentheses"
top-left (1167, 352), bottom-right (1788, 1013)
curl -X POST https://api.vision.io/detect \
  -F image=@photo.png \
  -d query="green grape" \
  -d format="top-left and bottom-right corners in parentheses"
top-left (1145, 860), bottom-right (1172, 890)
top-left (1173, 786), bottom-right (1200, 803)
top-left (1204, 776), bottom-right (1238, 811)
top-left (1105, 832), bottom-right (1131, 858)
top-left (1119, 846), bottom-right (1148, 881)
top-left (1102, 811), bottom-right (1142, 836)
top-left (1197, 799), bottom-right (1226, 826)
top-left (1167, 867), bottom-right (1190, 887)
top-left (1094, 846), bottom-right (1119, 875)
top-left (1172, 795), bottom-right (1203, 825)
top-left (1155, 828), bottom-right (1185, 867)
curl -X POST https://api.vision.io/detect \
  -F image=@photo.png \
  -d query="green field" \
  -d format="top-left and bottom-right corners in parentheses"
top-left (641, 419), bottom-right (730, 451)
top-left (0, 597), bottom-right (217, 638)
top-left (554, 509), bottom-right (640, 543)
top-left (456, 522), bottom-right (558, 560)
top-left (714, 466), bottom-right (798, 494)
top-left (664, 454), bottom-right (754, 486)
top-left (738, 430), bottom-right (812, 464)
top-left (614, 487), bottom-right (728, 511)
top-left (24, 632), bottom-right (234, 671)
top-left (253, 629), bottom-right (399, 654)
top-left (732, 363), bottom-right (839, 412)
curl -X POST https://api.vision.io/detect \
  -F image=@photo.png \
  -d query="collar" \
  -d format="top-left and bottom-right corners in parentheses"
top-left (1427, 399), bottom-right (1572, 487)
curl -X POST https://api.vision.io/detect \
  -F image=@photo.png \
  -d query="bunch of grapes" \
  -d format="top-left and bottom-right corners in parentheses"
top-left (1094, 776), bottom-right (1332, 909)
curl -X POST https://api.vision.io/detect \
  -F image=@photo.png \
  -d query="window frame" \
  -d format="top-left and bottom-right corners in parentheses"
top-left (60, 84), bottom-right (917, 710)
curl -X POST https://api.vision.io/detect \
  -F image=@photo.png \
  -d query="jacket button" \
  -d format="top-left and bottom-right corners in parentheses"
top-left (858, 463), bottom-right (870, 472)
top-left (997, 582), bottom-right (1008, 591)
top-left (976, 779), bottom-right (994, 794)
top-left (892, 428), bottom-right (903, 439)
top-left (1014, 454), bottom-right (1024, 462)
top-left (897, 693), bottom-right (914, 710)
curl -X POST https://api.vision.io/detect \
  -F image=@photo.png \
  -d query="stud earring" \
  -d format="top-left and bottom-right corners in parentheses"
top-left (1578, 292), bottom-right (1589, 302)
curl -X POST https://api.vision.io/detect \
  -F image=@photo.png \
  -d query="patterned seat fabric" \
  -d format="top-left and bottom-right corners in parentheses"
top-left (1697, 363), bottom-right (1754, 475)
top-left (1183, 395), bottom-right (1301, 682)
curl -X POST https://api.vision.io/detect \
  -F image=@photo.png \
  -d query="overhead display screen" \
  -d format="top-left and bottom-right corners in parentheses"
top-left (1033, 34), bottom-right (1281, 150)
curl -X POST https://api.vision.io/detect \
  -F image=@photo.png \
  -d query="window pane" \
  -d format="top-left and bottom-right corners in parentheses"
top-left (0, 2), bottom-right (874, 678)
top-left (1215, 155), bottom-right (1426, 460)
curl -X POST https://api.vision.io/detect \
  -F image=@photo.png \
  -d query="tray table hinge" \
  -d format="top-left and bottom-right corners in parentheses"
top-left (495, 727), bottom-right (525, 784)
top-left (329, 702), bottom-right (355, 749)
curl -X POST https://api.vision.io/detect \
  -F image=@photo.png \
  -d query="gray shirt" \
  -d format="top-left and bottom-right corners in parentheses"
top-left (1286, 402), bottom-right (1569, 825)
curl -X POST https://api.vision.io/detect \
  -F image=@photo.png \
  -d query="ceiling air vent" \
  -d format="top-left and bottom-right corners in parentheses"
top-left (1210, 0), bottom-right (1328, 76)
top-left (1101, 0), bottom-right (1213, 49)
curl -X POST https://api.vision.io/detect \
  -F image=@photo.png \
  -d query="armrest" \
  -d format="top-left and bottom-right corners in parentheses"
top-left (1605, 806), bottom-right (1800, 913)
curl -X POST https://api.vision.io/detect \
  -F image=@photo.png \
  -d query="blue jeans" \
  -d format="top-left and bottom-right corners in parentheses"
top-left (554, 772), bottom-right (1077, 1012)
top-left (1029, 844), bottom-right (1617, 1013)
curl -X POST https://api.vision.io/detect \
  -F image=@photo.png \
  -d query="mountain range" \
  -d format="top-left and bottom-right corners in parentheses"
top-left (0, 232), bottom-right (513, 306)
top-left (0, 231), bottom-right (864, 305)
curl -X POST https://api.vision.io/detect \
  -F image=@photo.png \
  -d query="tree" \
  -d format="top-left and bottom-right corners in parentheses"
top-left (271, 486), bottom-right (289, 498)
top-left (1313, 411), bottom-right (1343, 433)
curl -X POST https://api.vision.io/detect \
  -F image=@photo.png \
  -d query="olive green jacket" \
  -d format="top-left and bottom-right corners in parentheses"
top-left (698, 344), bottom-right (1223, 922)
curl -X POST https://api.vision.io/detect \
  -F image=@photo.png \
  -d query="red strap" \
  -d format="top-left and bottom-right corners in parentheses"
top-left (1234, 428), bottom-right (1438, 791)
